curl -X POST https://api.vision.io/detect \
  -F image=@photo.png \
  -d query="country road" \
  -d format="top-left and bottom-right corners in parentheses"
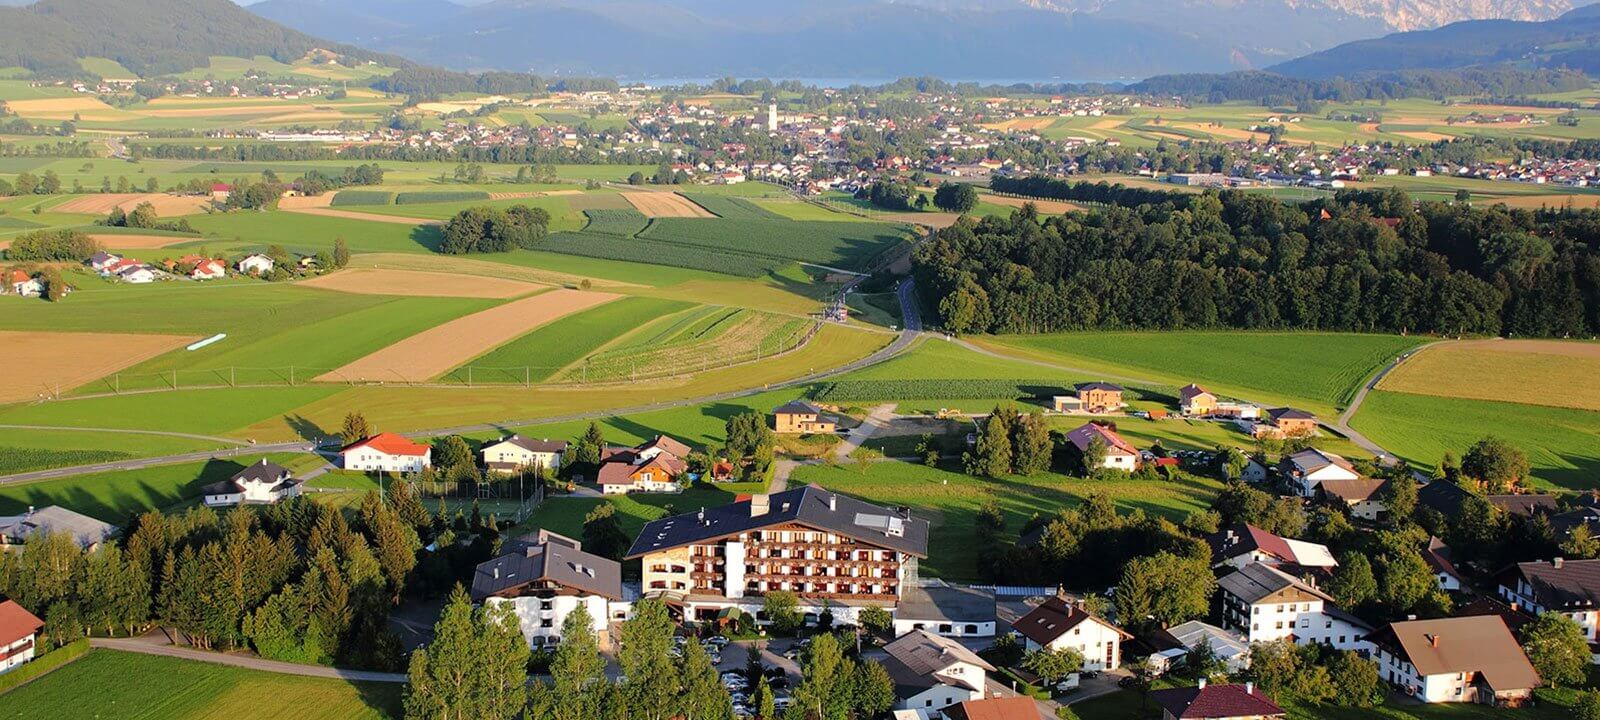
top-left (1332, 338), bottom-right (1456, 463)
top-left (0, 278), bottom-right (926, 486)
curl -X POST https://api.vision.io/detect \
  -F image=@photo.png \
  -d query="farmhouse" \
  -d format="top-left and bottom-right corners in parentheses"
top-left (1012, 595), bottom-right (1131, 671)
top-left (0, 599), bottom-right (44, 674)
top-left (117, 265), bottom-right (157, 284)
top-left (1216, 562), bottom-right (1372, 651)
top-left (1150, 681), bottom-right (1284, 720)
top-left (0, 506), bottom-right (116, 549)
top-left (596, 435), bottom-right (691, 494)
top-left (1281, 448), bottom-right (1360, 497)
top-left (1254, 407), bottom-right (1317, 439)
top-left (1074, 381), bottom-right (1125, 413)
top-left (1178, 384), bottom-right (1216, 416)
top-left (480, 435), bottom-right (567, 475)
top-left (894, 584), bottom-right (997, 638)
top-left (237, 253), bottom-right (275, 275)
top-left (624, 486), bottom-right (929, 624)
top-left (1064, 422), bottom-right (1139, 471)
top-left (472, 530), bottom-right (624, 649)
top-left (1207, 524), bottom-right (1337, 572)
top-left (5, 270), bottom-right (41, 298)
top-left (772, 400), bottom-right (837, 434)
top-left (88, 251), bottom-right (121, 272)
top-left (1367, 615), bottom-right (1540, 705)
top-left (339, 432), bottom-right (432, 473)
top-left (201, 459), bottom-right (301, 507)
top-left (191, 259), bottom-right (227, 280)
top-left (1497, 558), bottom-right (1600, 653)
top-left (1315, 477), bottom-right (1392, 520)
top-left (883, 629), bottom-right (995, 720)
top-left (210, 182), bottom-right (233, 201)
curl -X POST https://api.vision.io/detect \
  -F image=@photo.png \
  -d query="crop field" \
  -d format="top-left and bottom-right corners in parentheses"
top-left (1351, 390), bottom-right (1600, 492)
top-left (0, 331), bottom-right (197, 403)
top-left (51, 192), bottom-right (214, 216)
top-left (295, 268), bottom-right (544, 299)
top-left (579, 208), bottom-right (650, 236)
top-left (394, 190), bottom-right (491, 205)
top-left (811, 378), bottom-right (1072, 402)
top-left (748, 199), bottom-right (865, 222)
top-left (2, 650), bottom-right (401, 720)
top-left (560, 307), bottom-right (811, 382)
top-left (447, 296), bottom-right (694, 384)
top-left (329, 190), bottom-right (395, 206)
top-left (791, 459), bottom-right (1223, 581)
top-left (621, 191), bottom-right (715, 218)
top-left (637, 218), bottom-right (914, 271)
top-left (0, 428), bottom-right (226, 470)
top-left (1377, 339), bottom-right (1600, 411)
top-left (184, 210), bottom-right (441, 255)
top-left (540, 231), bottom-right (781, 277)
top-left (980, 331), bottom-right (1424, 417)
top-left (680, 193), bottom-right (787, 220)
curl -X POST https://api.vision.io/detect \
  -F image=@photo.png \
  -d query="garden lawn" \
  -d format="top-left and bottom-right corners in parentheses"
top-left (0, 649), bottom-right (401, 720)
top-left (0, 452), bottom-right (314, 522)
top-left (452, 296), bottom-right (694, 383)
top-left (980, 331), bottom-right (1423, 417)
top-left (789, 459), bottom-right (1223, 581)
top-left (1351, 390), bottom-right (1600, 492)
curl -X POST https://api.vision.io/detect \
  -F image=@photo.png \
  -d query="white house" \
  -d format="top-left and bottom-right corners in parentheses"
top-left (1368, 616), bottom-right (1540, 705)
top-left (88, 251), bottom-right (122, 272)
top-left (596, 435), bottom-right (690, 495)
top-left (1316, 478), bottom-right (1391, 520)
top-left (237, 254), bottom-right (275, 275)
top-left (191, 259), bottom-right (227, 280)
top-left (883, 629), bottom-right (995, 720)
top-left (7, 270), bottom-right (41, 298)
top-left (1216, 562), bottom-right (1372, 651)
top-left (1064, 422), bottom-right (1139, 472)
top-left (1498, 557), bottom-right (1600, 657)
top-left (0, 599), bottom-right (44, 674)
top-left (117, 265), bottom-right (157, 284)
top-left (480, 435), bottom-right (567, 475)
top-left (894, 584), bottom-right (996, 639)
top-left (1424, 537), bottom-right (1465, 592)
top-left (472, 531), bottom-right (624, 649)
top-left (1013, 595), bottom-right (1132, 671)
top-left (1281, 448), bottom-right (1360, 497)
top-left (202, 459), bottom-right (302, 507)
top-left (1208, 524), bottom-right (1337, 572)
top-left (339, 432), bottom-right (432, 473)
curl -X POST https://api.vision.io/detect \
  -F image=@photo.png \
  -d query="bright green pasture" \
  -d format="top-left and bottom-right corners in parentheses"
top-left (750, 199), bottom-right (866, 222)
top-left (0, 386), bottom-right (342, 437)
top-left (452, 296), bottom-right (694, 382)
top-left (520, 479), bottom-right (771, 542)
top-left (1351, 390), bottom-right (1600, 492)
top-left (0, 429), bottom-right (226, 472)
top-left (355, 195), bottom-right (586, 232)
top-left (0, 452), bottom-right (315, 521)
top-left (182, 210), bottom-right (441, 254)
top-left (1, 649), bottom-right (401, 720)
top-left (637, 218), bottom-right (913, 271)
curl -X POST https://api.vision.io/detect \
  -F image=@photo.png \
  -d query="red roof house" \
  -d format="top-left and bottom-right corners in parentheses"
top-left (1151, 681), bottom-right (1284, 719)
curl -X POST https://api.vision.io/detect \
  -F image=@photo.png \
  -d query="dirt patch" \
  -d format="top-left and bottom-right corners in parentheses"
top-left (3, 97), bottom-right (118, 115)
top-left (319, 289), bottom-right (621, 383)
top-left (985, 117), bottom-right (1056, 132)
top-left (52, 193), bottom-right (214, 217)
top-left (983, 194), bottom-right (1084, 214)
top-left (621, 191), bottom-right (715, 218)
top-left (276, 194), bottom-right (335, 210)
top-left (1396, 131), bottom-right (1456, 142)
top-left (1378, 339), bottom-right (1600, 411)
top-left (282, 207), bottom-right (440, 225)
top-left (882, 212), bottom-right (961, 229)
top-left (86, 234), bottom-right (197, 249)
top-left (1482, 194), bottom-right (1600, 210)
top-left (0, 331), bottom-right (195, 403)
top-left (298, 268), bottom-right (544, 299)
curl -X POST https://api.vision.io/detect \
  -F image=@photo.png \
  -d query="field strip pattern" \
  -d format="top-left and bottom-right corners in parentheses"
top-left (621, 191), bottom-right (715, 218)
top-left (317, 289), bottom-right (621, 383)
top-left (0, 331), bottom-right (198, 403)
top-left (296, 268), bottom-right (546, 299)
top-left (52, 193), bottom-right (214, 216)
top-left (85, 234), bottom-right (198, 249)
top-left (1376, 338), bottom-right (1600, 412)
top-left (281, 206), bottom-right (441, 225)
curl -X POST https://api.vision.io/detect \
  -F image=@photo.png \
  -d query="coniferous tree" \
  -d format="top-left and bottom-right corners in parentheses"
top-left (619, 600), bottom-right (679, 720)
top-left (677, 638), bottom-right (732, 720)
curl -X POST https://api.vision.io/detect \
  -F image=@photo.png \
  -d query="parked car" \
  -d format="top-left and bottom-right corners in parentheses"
top-left (1054, 673), bottom-right (1080, 693)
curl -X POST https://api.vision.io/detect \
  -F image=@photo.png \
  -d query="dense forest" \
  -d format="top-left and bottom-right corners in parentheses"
top-left (1127, 68), bottom-right (1590, 107)
top-left (916, 182), bottom-right (1600, 337)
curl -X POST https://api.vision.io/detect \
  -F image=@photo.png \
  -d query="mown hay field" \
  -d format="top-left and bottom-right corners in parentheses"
top-left (621, 191), bottom-right (715, 218)
top-left (1377, 339), bottom-right (1600, 411)
top-left (0, 331), bottom-right (196, 403)
top-left (296, 268), bottom-right (544, 299)
top-left (449, 296), bottom-right (694, 384)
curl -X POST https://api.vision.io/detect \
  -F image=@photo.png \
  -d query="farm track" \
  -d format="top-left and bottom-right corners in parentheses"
top-left (282, 207), bottom-right (441, 225)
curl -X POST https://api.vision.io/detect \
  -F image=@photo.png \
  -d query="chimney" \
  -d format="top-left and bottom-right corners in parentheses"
top-left (751, 494), bottom-right (770, 517)
top-left (828, 494), bottom-right (837, 511)
top-left (1197, 678), bottom-right (1206, 690)
top-left (1245, 681), bottom-right (1254, 695)
top-left (1427, 634), bottom-right (1439, 648)
top-left (1554, 557), bottom-right (1566, 569)
top-left (493, 566), bottom-right (500, 579)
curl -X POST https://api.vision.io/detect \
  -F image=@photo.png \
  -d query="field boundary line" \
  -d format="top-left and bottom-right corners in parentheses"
top-left (0, 424), bottom-right (249, 446)
top-left (88, 638), bottom-right (408, 683)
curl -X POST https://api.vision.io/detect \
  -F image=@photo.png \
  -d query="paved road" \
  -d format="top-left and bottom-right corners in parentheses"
top-left (89, 636), bottom-right (408, 683)
top-left (1332, 339), bottom-right (1456, 463)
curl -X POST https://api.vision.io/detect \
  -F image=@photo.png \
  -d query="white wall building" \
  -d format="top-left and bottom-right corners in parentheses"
top-left (1369, 616), bottom-right (1540, 705)
top-left (202, 459), bottom-right (302, 507)
top-left (883, 630), bottom-right (995, 720)
top-left (1216, 562), bottom-right (1372, 652)
top-left (472, 531), bottom-right (624, 649)
top-left (0, 600), bottom-right (43, 674)
top-left (1013, 595), bottom-right (1132, 671)
top-left (339, 432), bottom-right (432, 473)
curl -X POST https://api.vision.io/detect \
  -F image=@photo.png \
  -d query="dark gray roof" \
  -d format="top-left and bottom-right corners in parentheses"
top-left (1217, 562), bottom-right (1332, 605)
top-left (1417, 481), bottom-right (1557, 518)
top-left (493, 435), bottom-right (568, 454)
top-left (0, 506), bottom-right (116, 548)
top-left (881, 629), bottom-right (993, 695)
top-left (625, 485), bottom-right (929, 559)
top-left (897, 584), bottom-right (996, 625)
top-left (472, 531), bottom-right (622, 601)
top-left (1507, 559), bottom-right (1600, 611)
top-left (773, 400), bottom-right (823, 415)
top-left (233, 459), bottom-right (290, 485)
top-left (1267, 407), bottom-right (1315, 420)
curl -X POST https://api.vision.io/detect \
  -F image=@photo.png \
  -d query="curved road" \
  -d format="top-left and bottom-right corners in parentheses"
top-left (1333, 338), bottom-right (1456, 463)
top-left (0, 279), bottom-right (925, 486)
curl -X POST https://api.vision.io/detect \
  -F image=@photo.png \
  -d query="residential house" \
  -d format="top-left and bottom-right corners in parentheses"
top-left (1367, 615), bottom-right (1540, 705)
top-left (237, 253), bottom-right (274, 275)
top-left (6, 270), bottom-right (42, 298)
top-left (1316, 477), bottom-right (1392, 520)
top-left (597, 435), bottom-right (691, 494)
top-left (480, 435), bottom-right (567, 475)
top-left (1178, 384), bottom-right (1216, 416)
top-left (894, 584), bottom-right (996, 638)
top-left (1207, 524), bottom-right (1337, 572)
top-left (1216, 562), bottom-right (1372, 651)
top-left (1149, 621), bottom-right (1251, 676)
top-left (940, 697), bottom-right (1040, 720)
top-left (1150, 680), bottom-right (1284, 720)
top-left (1051, 395), bottom-right (1084, 413)
top-left (1012, 595), bottom-right (1131, 671)
top-left (1064, 422), bottom-right (1139, 472)
top-left (472, 531), bottom-right (625, 648)
top-left (117, 265), bottom-right (157, 284)
top-left (1254, 408), bottom-right (1317, 439)
top-left (201, 459), bottom-right (301, 507)
top-left (1424, 537), bottom-right (1464, 592)
top-left (1497, 558), bottom-right (1600, 656)
top-left (210, 182), bottom-right (232, 201)
top-left (624, 486), bottom-right (929, 624)
top-left (1075, 382), bottom-right (1125, 413)
top-left (1417, 480), bottom-right (1557, 519)
top-left (0, 506), bottom-right (116, 549)
top-left (339, 432), bottom-right (432, 473)
top-left (883, 629), bottom-right (995, 720)
top-left (773, 400), bottom-right (838, 434)
top-left (0, 599), bottom-right (44, 674)
top-left (88, 251), bottom-right (121, 272)
top-left (1281, 448), bottom-right (1360, 497)
top-left (191, 259), bottom-right (227, 280)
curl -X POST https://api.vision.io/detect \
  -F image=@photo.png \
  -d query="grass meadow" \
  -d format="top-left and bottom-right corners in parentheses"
top-left (0, 650), bottom-right (401, 720)
top-left (0, 452), bottom-right (315, 522)
top-left (451, 296), bottom-right (695, 382)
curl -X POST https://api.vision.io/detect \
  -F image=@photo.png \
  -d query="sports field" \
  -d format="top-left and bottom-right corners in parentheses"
top-left (1377, 339), bottom-right (1600, 411)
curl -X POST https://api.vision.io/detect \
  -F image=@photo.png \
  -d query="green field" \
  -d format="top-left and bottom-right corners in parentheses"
top-left (680, 193), bottom-right (787, 220)
top-left (0, 386), bottom-right (342, 438)
top-left (450, 296), bottom-right (694, 383)
top-left (0, 428), bottom-right (227, 472)
top-left (1351, 390), bottom-right (1600, 491)
top-left (579, 208), bottom-right (651, 236)
top-left (637, 218), bottom-right (913, 271)
top-left (0, 452), bottom-right (316, 522)
top-left (540, 231), bottom-right (781, 277)
top-left (0, 650), bottom-right (400, 720)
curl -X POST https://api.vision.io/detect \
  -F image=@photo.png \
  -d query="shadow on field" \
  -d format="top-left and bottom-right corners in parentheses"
top-left (1542, 450), bottom-right (1600, 492)
top-left (284, 414), bottom-right (333, 444)
top-left (410, 225), bottom-right (443, 252)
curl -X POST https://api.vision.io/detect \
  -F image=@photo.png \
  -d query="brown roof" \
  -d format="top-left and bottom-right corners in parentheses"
top-left (0, 599), bottom-right (44, 644)
top-left (1366, 616), bottom-right (1540, 690)
top-left (1317, 477), bottom-right (1390, 503)
top-left (1151, 683), bottom-right (1283, 719)
top-left (1012, 596), bottom-right (1130, 647)
top-left (641, 434), bottom-right (692, 459)
top-left (1064, 422), bottom-right (1137, 457)
top-left (942, 697), bottom-right (1042, 720)
top-left (1178, 383), bottom-right (1213, 402)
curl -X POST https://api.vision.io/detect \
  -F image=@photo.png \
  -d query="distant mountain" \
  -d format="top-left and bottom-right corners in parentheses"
top-left (1269, 4), bottom-right (1600, 77)
top-left (0, 0), bottom-right (407, 76)
top-left (248, 0), bottom-right (464, 46)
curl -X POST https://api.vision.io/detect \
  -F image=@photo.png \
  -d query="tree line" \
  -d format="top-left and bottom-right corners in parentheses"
top-left (917, 183), bottom-right (1599, 337)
